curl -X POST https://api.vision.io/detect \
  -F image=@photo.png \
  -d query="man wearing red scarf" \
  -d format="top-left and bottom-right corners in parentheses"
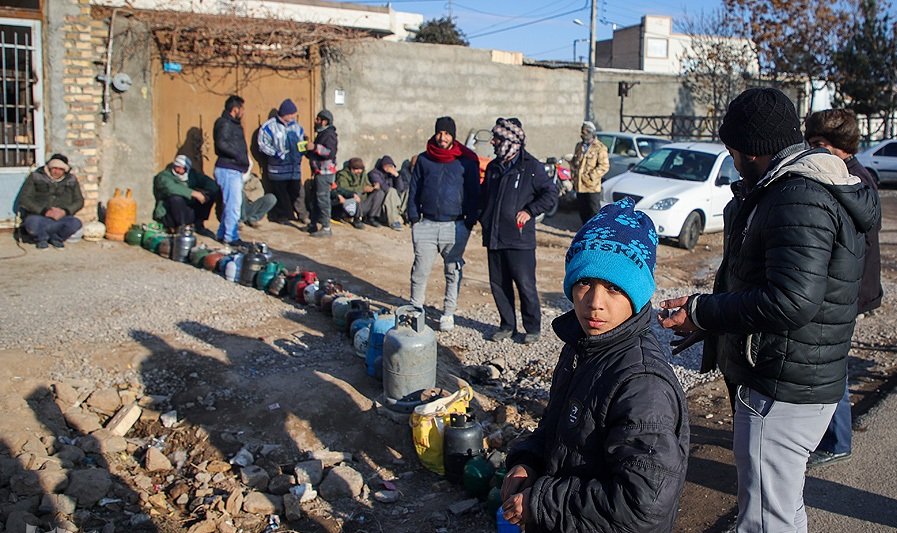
top-left (407, 116), bottom-right (481, 331)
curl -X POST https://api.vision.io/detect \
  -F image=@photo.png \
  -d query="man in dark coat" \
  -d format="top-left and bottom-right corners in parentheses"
top-left (501, 198), bottom-right (689, 532)
top-left (368, 155), bottom-right (408, 231)
top-left (659, 88), bottom-right (880, 532)
top-left (804, 108), bottom-right (883, 468)
top-left (479, 118), bottom-right (557, 343)
top-left (152, 154), bottom-right (218, 233)
top-left (213, 95), bottom-right (250, 246)
top-left (17, 155), bottom-right (84, 248)
top-left (304, 109), bottom-right (338, 238)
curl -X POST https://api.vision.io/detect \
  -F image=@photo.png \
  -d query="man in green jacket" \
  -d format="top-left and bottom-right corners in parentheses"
top-left (17, 154), bottom-right (84, 249)
top-left (335, 157), bottom-right (385, 229)
top-left (153, 155), bottom-right (219, 235)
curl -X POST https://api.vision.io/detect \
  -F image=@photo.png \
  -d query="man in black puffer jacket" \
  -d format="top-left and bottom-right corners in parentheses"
top-left (502, 198), bottom-right (689, 533)
top-left (480, 118), bottom-right (557, 344)
top-left (660, 88), bottom-right (880, 533)
top-left (213, 95), bottom-right (250, 246)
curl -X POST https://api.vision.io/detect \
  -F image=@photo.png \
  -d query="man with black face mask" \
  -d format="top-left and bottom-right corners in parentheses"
top-left (570, 121), bottom-right (609, 225)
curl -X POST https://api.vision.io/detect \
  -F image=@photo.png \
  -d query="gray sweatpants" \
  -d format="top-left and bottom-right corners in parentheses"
top-left (410, 219), bottom-right (470, 317)
top-left (734, 385), bottom-right (837, 533)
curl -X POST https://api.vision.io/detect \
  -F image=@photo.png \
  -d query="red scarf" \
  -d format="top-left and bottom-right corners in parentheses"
top-left (425, 136), bottom-right (479, 163)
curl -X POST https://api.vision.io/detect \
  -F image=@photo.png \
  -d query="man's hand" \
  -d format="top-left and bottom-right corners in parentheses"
top-left (515, 211), bottom-right (531, 228)
top-left (353, 194), bottom-right (361, 203)
top-left (670, 330), bottom-right (708, 355)
top-left (44, 207), bottom-right (66, 220)
top-left (191, 190), bottom-right (207, 204)
top-left (500, 465), bottom-right (536, 501)
top-left (658, 296), bottom-right (698, 333)
top-left (502, 488), bottom-right (533, 527)
top-left (305, 143), bottom-right (315, 152)
top-left (372, 182), bottom-right (381, 190)
top-left (364, 185), bottom-right (374, 193)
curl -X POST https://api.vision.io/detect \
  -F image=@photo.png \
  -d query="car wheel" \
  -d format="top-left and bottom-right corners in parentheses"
top-left (544, 198), bottom-right (559, 218)
top-left (678, 212), bottom-right (702, 250)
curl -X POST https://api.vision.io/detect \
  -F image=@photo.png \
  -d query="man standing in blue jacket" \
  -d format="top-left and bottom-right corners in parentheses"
top-left (407, 116), bottom-right (481, 331)
top-left (480, 118), bottom-right (557, 343)
top-left (213, 95), bottom-right (250, 246)
top-left (258, 98), bottom-right (308, 225)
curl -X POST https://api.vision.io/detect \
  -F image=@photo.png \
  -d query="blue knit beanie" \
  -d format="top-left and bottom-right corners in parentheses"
top-left (564, 197), bottom-right (658, 311)
top-left (279, 98), bottom-right (298, 117)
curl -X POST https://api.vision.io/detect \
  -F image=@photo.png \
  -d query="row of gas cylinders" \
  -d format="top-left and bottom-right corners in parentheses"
top-left (123, 222), bottom-right (438, 410)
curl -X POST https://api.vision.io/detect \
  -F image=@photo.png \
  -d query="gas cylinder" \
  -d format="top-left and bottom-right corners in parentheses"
top-left (293, 271), bottom-right (317, 304)
top-left (496, 507), bottom-right (521, 533)
top-left (144, 233), bottom-right (168, 254)
top-left (313, 280), bottom-right (331, 308)
top-left (217, 254), bottom-right (234, 276)
top-left (365, 309), bottom-right (395, 378)
top-left (225, 253), bottom-right (243, 282)
top-left (156, 236), bottom-right (173, 259)
top-left (268, 268), bottom-right (289, 296)
top-left (443, 412), bottom-right (485, 484)
top-left (82, 221), bottom-right (106, 242)
top-left (303, 280), bottom-right (320, 307)
top-left (239, 244), bottom-right (267, 287)
top-left (331, 296), bottom-right (356, 329)
top-left (124, 224), bottom-right (144, 246)
top-left (256, 262), bottom-right (281, 291)
top-left (141, 223), bottom-right (163, 247)
top-left (354, 325), bottom-right (371, 359)
top-left (104, 188), bottom-right (137, 241)
top-left (344, 300), bottom-right (372, 336)
top-left (256, 242), bottom-right (272, 261)
top-left (203, 252), bottom-right (226, 271)
top-left (190, 247), bottom-right (212, 269)
top-left (349, 312), bottom-right (376, 340)
top-left (172, 226), bottom-right (197, 263)
top-left (187, 244), bottom-right (206, 265)
top-left (382, 305), bottom-right (437, 403)
top-left (463, 455), bottom-right (495, 501)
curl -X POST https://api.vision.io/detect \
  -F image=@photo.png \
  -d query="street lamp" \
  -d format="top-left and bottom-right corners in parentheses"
top-left (572, 38), bottom-right (588, 63)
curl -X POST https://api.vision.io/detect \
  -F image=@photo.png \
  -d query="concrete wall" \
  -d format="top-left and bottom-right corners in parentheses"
top-left (321, 40), bottom-right (693, 167)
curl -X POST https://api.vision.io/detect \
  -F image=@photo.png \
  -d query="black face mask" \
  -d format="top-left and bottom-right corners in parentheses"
top-left (581, 133), bottom-right (594, 142)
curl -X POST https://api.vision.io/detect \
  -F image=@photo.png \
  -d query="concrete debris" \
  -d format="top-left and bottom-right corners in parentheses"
top-left (282, 493), bottom-right (303, 521)
top-left (86, 388), bottom-right (122, 413)
top-left (145, 447), bottom-right (173, 472)
top-left (64, 468), bottom-right (112, 508)
top-left (160, 410), bottom-right (179, 428)
top-left (239, 465), bottom-right (270, 490)
top-left (293, 460), bottom-right (323, 486)
top-left (318, 465), bottom-right (365, 499)
top-left (448, 498), bottom-right (479, 516)
top-left (105, 403), bottom-right (142, 436)
top-left (373, 490), bottom-right (401, 503)
top-left (242, 492), bottom-right (282, 515)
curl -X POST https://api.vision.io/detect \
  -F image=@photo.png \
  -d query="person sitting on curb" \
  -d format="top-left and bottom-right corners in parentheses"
top-left (241, 172), bottom-right (276, 229)
top-left (330, 182), bottom-right (363, 228)
top-left (335, 157), bottom-right (386, 228)
top-left (153, 154), bottom-right (218, 236)
top-left (368, 155), bottom-right (408, 231)
top-left (17, 154), bottom-right (84, 249)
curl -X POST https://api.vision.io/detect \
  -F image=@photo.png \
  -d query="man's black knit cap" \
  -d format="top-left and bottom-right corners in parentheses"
top-left (435, 116), bottom-right (456, 139)
top-left (719, 88), bottom-right (804, 156)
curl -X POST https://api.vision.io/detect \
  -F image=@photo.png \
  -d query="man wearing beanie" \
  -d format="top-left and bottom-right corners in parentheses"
top-left (407, 116), bottom-right (481, 331)
top-left (479, 118), bottom-right (557, 343)
top-left (570, 120), bottom-right (610, 224)
top-left (659, 88), bottom-right (880, 532)
top-left (501, 198), bottom-right (689, 532)
top-left (152, 154), bottom-right (219, 234)
top-left (258, 98), bottom-right (309, 225)
top-left (368, 155), bottom-right (408, 231)
top-left (804, 109), bottom-right (882, 468)
top-left (17, 154), bottom-right (84, 249)
top-left (335, 157), bottom-right (386, 228)
top-left (303, 109), bottom-right (338, 238)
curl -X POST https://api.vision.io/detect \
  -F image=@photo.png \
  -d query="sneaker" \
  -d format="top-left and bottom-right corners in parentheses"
top-left (369, 219), bottom-right (382, 228)
top-left (49, 239), bottom-right (65, 249)
top-left (523, 333), bottom-right (541, 344)
top-left (390, 221), bottom-right (404, 231)
top-left (807, 450), bottom-right (851, 468)
top-left (299, 224), bottom-right (317, 233)
top-left (353, 219), bottom-right (365, 230)
top-left (439, 315), bottom-right (455, 332)
top-left (489, 329), bottom-right (514, 342)
top-left (310, 227), bottom-right (332, 238)
top-left (36, 240), bottom-right (49, 250)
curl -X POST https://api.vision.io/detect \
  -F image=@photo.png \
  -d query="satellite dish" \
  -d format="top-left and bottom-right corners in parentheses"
top-left (111, 72), bottom-right (132, 92)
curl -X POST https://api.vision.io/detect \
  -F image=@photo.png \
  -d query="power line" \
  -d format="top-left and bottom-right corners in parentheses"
top-left (467, 3), bottom-right (589, 39)
top-left (454, 1), bottom-right (583, 34)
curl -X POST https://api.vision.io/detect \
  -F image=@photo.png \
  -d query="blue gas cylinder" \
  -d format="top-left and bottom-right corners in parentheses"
top-left (496, 507), bottom-right (521, 533)
top-left (365, 310), bottom-right (394, 378)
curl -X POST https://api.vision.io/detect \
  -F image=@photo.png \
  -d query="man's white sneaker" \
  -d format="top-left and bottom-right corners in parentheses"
top-left (439, 314), bottom-right (455, 331)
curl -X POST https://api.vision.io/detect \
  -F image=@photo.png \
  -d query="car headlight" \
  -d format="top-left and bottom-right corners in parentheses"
top-left (650, 198), bottom-right (678, 210)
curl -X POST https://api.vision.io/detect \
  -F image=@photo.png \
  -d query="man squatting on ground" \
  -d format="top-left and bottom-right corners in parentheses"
top-left (335, 157), bottom-right (386, 228)
top-left (367, 155), bottom-right (408, 231)
top-left (501, 198), bottom-right (689, 532)
top-left (18, 155), bottom-right (84, 249)
top-left (803, 108), bottom-right (883, 468)
top-left (659, 88), bottom-right (879, 533)
top-left (407, 116), bottom-right (480, 332)
top-left (152, 155), bottom-right (218, 233)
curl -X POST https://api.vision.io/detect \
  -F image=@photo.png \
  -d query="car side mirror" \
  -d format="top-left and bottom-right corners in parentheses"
top-left (715, 175), bottom-right (731, 186)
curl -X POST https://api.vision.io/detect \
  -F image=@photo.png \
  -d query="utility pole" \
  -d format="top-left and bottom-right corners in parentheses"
top-left (585, 0), bottom-right (596, 122)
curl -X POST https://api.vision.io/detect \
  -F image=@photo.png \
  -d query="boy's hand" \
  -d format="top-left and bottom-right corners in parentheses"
top-left (502, 487), bottom-right (533, 527)
top-left (501, 464), bottom-right (536, 501)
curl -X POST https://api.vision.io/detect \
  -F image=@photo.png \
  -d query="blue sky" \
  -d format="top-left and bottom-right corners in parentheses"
top-left (345, 0), bottom-right (726, 60)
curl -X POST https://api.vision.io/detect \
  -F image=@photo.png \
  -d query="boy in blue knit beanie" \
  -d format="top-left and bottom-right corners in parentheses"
top-left (501, 198), bottom-right (689, 532)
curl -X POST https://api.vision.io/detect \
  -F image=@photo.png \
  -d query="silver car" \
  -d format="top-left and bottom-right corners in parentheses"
top-left (595, 132), bottom-right (671, 180)
top-left (856, 139), bottom-right (897, 184)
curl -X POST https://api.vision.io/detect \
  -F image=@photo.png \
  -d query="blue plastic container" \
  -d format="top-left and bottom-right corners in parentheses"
top-left (496, 507), bottom-right (520, 533)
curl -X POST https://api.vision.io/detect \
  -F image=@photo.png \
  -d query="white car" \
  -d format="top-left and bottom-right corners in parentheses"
top-left (855, 139), bottom-right (897, 184)
top-left (595, 132), bottom-right (672, 180)
top-left (600, 143), bottom-right (740, 249)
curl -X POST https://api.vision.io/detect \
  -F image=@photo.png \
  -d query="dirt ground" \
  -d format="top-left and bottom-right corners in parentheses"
top-left (2, 191), bottom-right (896, 533)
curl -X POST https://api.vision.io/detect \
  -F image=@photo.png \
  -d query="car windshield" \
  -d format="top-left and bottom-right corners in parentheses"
top-left (631, 149), bottom-right (717, 182)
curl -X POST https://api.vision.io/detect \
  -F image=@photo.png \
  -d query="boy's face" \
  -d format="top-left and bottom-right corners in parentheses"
top-left (572, 277), bottom-right (634, 335)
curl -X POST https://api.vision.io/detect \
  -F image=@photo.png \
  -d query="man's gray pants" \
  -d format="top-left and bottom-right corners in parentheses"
top-left (734, 385), bottom-right (837, 533)
top-left (381, 188), bottom-right (408, 226)
top-left (313, 173), bottom-right (335, 229)
top-left (410, 219), bottom-right (470, 317)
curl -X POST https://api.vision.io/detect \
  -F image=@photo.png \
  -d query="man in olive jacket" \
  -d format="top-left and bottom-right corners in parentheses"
top-left (17, 155), bottom-right (84, 249)
top-left (335, 157), bottom-right (385, 228)
top-left (153, 154), bottom-right (219, 233)
top-left (570, 121), bottom-right (609, 224)
top-left (659, 88), bottom-right (880, 533)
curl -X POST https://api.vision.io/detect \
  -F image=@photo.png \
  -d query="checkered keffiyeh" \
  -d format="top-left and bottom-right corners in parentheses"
top-left (492, 118), bottom-right (525, 161)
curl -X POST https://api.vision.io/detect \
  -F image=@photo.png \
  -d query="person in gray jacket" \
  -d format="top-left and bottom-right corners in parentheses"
top-left (659, 88), bottom-right (880, 533)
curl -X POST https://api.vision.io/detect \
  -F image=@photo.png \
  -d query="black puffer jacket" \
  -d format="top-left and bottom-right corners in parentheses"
top-left (506, 307), bottom-right (689, 533)
top-left (695, 148), bottom-right (880, 404)
top-left (480, 150), bottom-right (557, 250)
top-left (213, 111), bottom-right (250, 172)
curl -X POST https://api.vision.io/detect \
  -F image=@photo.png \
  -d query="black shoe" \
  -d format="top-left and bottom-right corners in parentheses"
top-left (523, 333), bottom-right (541, 344)
top-left (224, 239), bottom-right (249, 249)
top-left (310, 228), bottom-right (332, 238)
top-left (299, 224), bottom-right (317, 233)
top-left (353, 220), bottom-right (365, 230)
top-left (807, 450), bottom-right (851, 468)
top-left (49, 239), bottom-right (65, 249)
top-left (369, 219), bottom-right (382, 228)
top-left (195, 227), bottom-right (216, 238)
top-left (489, 329), bottom-right (514, 342)
top-left (36, 240), bottom-right (49, 250)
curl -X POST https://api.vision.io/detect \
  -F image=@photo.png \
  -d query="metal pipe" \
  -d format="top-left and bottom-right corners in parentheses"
top-left (102, 8), bottom-right (119, 123)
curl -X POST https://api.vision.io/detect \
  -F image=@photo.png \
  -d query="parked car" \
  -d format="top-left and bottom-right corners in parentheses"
top-left (595, 132), bottom-right (672, 180)
top-left (855, 138), bottom-right (897, 185)
top-left (600, 142), bottom-right (740, 249)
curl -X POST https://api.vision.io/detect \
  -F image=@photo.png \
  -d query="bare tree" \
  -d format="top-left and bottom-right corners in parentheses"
top-left (679, 8), bottom-right (756, 116)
